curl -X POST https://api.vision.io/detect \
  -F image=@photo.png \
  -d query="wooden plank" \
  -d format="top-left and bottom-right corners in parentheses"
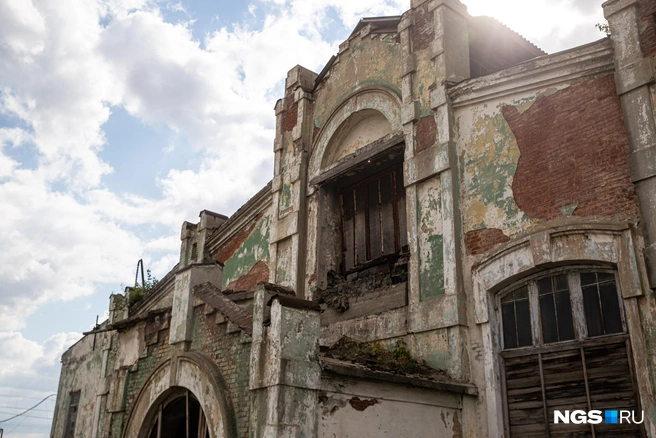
top-left (309, 133), bottom-right (404, 186)
top-left (395, 169), bottom-right (407, 248)
top-left (500, 334), bottom-right (630, 359)
top-left (368, 180), bottom-right (382, 259)
top-left (380, 172), bottom-right (396, 255)
top-left (341, 191), bottom-right (355, 272)
top-left (354, 184), bottom-right (368, 266)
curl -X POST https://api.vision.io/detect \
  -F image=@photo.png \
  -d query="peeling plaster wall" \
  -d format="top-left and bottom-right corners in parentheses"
top-left (455, 74), bottom-right (638, 254)
top-left (221, 211), bottom-right (272, 290)
top-left (322, 110), bottom-right (392, 165)
top-left (312, 34), bottom-right (403, 137)
top-left (319, 377), bottom-right (464, 438)
top-left (455, 94), bottom-right (538, 240)
top-left (416, 177), bottom-right (445, 300)
top-left (52, 334), bottom-right (108, 438)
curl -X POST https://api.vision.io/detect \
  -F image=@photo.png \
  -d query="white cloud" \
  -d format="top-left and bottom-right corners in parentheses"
top-left (0, 331), bottom-right (80, 390)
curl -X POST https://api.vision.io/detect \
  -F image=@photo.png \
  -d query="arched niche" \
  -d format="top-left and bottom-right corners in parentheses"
top-left (321, 109), bottom-right (392, 169)
top-left (309, 88), bottom-right (402, 182)
top-left (122, 352), bottom-right (237, 438)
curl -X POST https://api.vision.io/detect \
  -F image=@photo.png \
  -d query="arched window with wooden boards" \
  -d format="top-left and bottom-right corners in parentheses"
top-left (498, 267), bottom-right (644, 437)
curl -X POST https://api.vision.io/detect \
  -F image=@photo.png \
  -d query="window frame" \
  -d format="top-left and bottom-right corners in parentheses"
top-left (496, 266), bottom-right (642, 438)
top-left (496, 265), bottom-right (627, 352)
top-left (338, 162), bottom-right (407, 275)
top-left (63, 390), bottom-right (81, 438)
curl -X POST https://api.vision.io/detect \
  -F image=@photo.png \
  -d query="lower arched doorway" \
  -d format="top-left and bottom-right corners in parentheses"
top-left (122, 352), bottom-right (237, 438)
top-left (146, 388), bottom-right (210, 438)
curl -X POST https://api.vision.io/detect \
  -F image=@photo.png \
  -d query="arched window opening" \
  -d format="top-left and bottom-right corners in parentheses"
top-left (312, 133), bottom-right (408, 288)
top-left (498, 267), bottom-right (643, 437)
top-left (148, 390), bottom-right (209, 438)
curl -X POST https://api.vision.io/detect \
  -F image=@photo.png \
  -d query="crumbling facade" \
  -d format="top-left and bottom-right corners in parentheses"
top-left (52, 0), bottom-right (656, 437)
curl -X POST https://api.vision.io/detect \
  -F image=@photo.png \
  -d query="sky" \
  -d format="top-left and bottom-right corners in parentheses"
top-left (0, 0), bottom-right (606, 436)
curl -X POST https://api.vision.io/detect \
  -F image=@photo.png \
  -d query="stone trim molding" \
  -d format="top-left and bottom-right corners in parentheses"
top-left (308, 88), bottom-right (402, 182)
top-left (122, 352), bottom-right (237, 438)
top-left (449, 38), bottom-right (614, 108)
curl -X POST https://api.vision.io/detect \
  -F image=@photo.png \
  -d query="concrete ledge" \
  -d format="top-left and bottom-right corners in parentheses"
top-left (603, 0), bottom-right (639, 17)
top-left (320, 307), bottom-right (408, 346)
top-left (450, 38), bottom-right (614, 108)
top-left (320, 283), bottom-right (407, 326)
top-left (321, 357), bottom-right (478, 396)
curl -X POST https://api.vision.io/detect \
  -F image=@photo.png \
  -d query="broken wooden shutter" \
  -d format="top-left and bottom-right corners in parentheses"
top-left (339, 165), bottom-right (406, 273)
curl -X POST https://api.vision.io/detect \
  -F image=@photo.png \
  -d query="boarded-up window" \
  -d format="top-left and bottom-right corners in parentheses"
top-left (499, 269), bottom-right (642, 437)
top-left (63, 391), bottom-right (80, 438)
top-left (339, 164), bottom-right (407, 273)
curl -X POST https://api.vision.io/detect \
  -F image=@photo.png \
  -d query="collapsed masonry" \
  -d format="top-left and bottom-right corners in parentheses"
top-left (52, 0), bottom-right (656, 437)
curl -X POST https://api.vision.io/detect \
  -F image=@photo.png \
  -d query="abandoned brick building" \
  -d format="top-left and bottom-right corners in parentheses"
top-left (51, 0), bottom-right (656, 436)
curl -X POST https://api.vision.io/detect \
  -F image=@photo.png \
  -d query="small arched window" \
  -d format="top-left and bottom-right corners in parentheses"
top-left (147, 389), bottom-right (209, 438)
top-left (498, 267), bottom-right (643, 437)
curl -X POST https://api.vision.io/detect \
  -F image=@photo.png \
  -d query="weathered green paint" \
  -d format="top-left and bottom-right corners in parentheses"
top-left (417, 177), bottom-right (445, 300)
top-left (560, 203), bottom-right (578, 216)
top-left (275, 237), bottom-right (293, 286)
top-left (459, 99), bottom-right (536, 235)
top-left (279, 182), bottom-right (293, 212)
top-left (221, 213), bottom-right (272, 288)
top-left (420, 234), bottom-right (445, 300)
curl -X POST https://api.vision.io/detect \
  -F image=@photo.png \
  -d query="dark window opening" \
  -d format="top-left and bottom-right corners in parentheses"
top-left (581, 272), bottom-right (623, 337)
top-left (148, 391), bottom-right (209, 438)
top-left (63, 391), bottom-right (80, 438)
top-left (538, 274), bottom-right (575, 344)
top-left (501, 286), bottom-right (532, 349)
top-left (339, 164), bottom-right (407, 275)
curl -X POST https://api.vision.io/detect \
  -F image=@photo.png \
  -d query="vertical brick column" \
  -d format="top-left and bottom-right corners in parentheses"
top-left (401, 0), bottom-right (470, 380)
top-left (605, 0), bottom-right (656, 291)
top-left (604, 1), bottom-right (656, 436)
top-left (250, 287), bottom-right (321, 437)
top-left (269, 66), bottom-right (317, 297)
top-left (170, 265), bottom-right (222, 348)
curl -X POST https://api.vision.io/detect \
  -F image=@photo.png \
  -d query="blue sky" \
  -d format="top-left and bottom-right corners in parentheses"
top-left (0, 0), bottom-right (604, 436)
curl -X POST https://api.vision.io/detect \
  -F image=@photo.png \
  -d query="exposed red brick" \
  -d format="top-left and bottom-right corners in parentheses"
top-left (638, 0), bottom-right (656, 56)
top-left (224, 260), bottom-right (270, 292)
top-left (502, 76), bottom-right (638, 221)
top-left (411, 4), bottom-right (434, 52)
top-left (282, 96), bottom-right (298, 133)
top-left (349, 397), bottom-right (378, 411)
top-left (465, 228), bottom-right (510, 255)
top-left (215, 214), bottom-right (262, 264)
top-left (415, 115), bottom-right (436, 153)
